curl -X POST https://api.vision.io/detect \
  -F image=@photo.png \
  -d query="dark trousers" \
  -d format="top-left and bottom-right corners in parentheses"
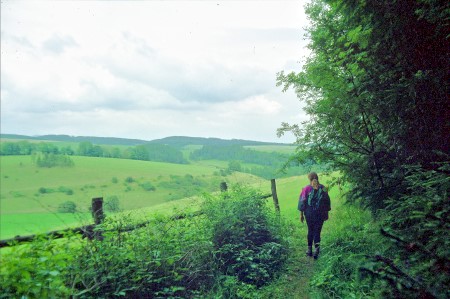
top-left (306, 216), bottom-right (324, 246)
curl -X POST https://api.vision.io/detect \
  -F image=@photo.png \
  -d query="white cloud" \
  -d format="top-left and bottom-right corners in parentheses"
top-left (1, 0), bottom-right (310, 143)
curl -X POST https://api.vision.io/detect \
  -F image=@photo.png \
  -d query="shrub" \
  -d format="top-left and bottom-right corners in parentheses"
top-left (35, 153), bottom-right (74, 168)
top-left (58, 186), bottom-right (74, 195)
top-left (57, 201), bottom-right (77, 213)
top-left (1, 186), bottom-right (288, 298)
top-left (69, 214), bottom-right (213, 298)
top-left (125, 176), bottom-right (134, 183)
top-left (38, 187), bottom-right (54, 194)
top-left (111, 177), bottom-right (118, 184)
top-left (105, 196), bottom-right (120, 212)
top-left (362, 164), bottom-right (450, 299)
top-left (0, 235), bottom-right (76, 298)
top-left (139, 181), bottom-right (156, 192)
top-left (202, 185), bottom-right (287, 288)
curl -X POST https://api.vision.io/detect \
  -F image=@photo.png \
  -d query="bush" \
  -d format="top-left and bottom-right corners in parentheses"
top-left (104, 196), bottom-right (120, 212)
top-left (202, 185), bottom-right (287, 288)
top-left (125, 176), bottom-right (134, 183)
top-left (0, 235), bottom-right (76, 298)
top-left (111, 177), bottom-right (118, 184)
top-left (1, 186), bottom-right (288, 298)
top-left (57, 201), bottom-right (77, 213)
top-left (58, 186), bottom-right (73, 195)
top-left (363, 164), bottom-right (450, 299)
top-left (38, 187), bottom-right (51, 194)
top-left (139, 181), bottom-right (156, 192)
top-left (69, 214), bottom-right (213, 298)
top-left (35, 153), bottom-right (74, 168)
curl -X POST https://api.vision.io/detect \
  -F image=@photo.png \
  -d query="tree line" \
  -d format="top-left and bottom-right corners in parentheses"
top-left (277, 0), bottom-right (448, 297)
top-left (190, 144), bottom-right (323, 179)
top-left (0, 141), bottom-right (187, 164)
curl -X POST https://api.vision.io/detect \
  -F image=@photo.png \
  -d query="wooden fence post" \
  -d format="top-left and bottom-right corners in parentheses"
top-left (91, 197), bottom-right (104, 240)
top-left (220, 182), bottom-right (228, 192)
top-left (271, 179), bottom-right (280, 213)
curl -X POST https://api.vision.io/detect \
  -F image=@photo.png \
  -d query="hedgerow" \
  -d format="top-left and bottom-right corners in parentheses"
top-left (0, 185), bottom-right (288, 298)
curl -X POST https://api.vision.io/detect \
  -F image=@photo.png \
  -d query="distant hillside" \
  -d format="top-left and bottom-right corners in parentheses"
top-left (0, 134), bottom-right (149, 146)
top-left (1, 134), bottom-right (291, 147)
top-left (147, 136), bottom-right (289, 148)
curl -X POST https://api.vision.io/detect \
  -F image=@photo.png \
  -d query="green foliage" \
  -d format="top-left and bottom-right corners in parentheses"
top-left (0, 235), bottom-right (76, 298)
top-left (306, 199), bottom-right (385, 298)
top-left (77, 141), bottom-right (104, 157)
top-left (111, 176), bottom-right (118, 184)
top-left (38, 187), bottom-right (54, 194)
top-left (57, 186), bottom-right (74, 195)
top-left (158, 174), bottom-right (219, 199)
top-left (58, 210), bottom-right (212, 297)
top-left (104, 195), bottom-right (121, 212)
top-left (139, 181), bottom-right (156, 192)
top-left (0, 186), bottom-right (288, 298)
top-left (190, 145), bottom-right (287, 167)
top-left (361, 164), bottom-right (450, 298)
top-left (190, 145), bottom-right (315, 179)
top-left (34, 153), bottom-right (74, 168)
top-left (125, 144), bottom-right (188, 164)
top-left (57, 201), bottom-right (77, 213)
top-left (278, 1), bottom-right (448, 295)
top-left (227, 160), bottom-right (242, 172)
top-left (277, 0), bottom-right (449, 212)
top-left (202, 186), bottom-right (287, 288)
top-left (124, 176), bottom-right (135, 183)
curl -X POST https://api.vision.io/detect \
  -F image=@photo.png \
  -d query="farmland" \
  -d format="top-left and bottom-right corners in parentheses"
top-left (0, 146), bottom-right (284, 238)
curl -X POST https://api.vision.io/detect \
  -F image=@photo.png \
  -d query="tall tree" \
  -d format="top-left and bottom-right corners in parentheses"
top-left (277, 0), bottom-right (449, 210)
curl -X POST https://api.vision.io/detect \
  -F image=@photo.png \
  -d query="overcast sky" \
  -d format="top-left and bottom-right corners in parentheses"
top-left (1, 0), bottom-right (310, 143)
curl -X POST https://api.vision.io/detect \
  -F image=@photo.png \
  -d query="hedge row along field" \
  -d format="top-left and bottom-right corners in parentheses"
top-left (0, 186), bottom-right (289, 298)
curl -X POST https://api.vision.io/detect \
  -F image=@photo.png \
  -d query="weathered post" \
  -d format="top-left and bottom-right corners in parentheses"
top-left (91, 197), bottom-right (104, 240)
top-left (271, 179), bottom-right (280, 213)
top-left (220, 182), bottom-right (228, 192)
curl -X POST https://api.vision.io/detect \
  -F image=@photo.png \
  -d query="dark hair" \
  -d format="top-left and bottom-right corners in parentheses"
top-left (308, 172), bottom-right (319, 181)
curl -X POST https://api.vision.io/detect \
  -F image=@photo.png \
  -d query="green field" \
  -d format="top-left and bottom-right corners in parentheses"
top-left (0, 155), bottom-right (269, 238)
top-left (0, 145), bottom-right (329, 239)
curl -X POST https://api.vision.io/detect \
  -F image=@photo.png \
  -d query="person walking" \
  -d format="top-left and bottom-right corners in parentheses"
top-left (298, 172), bottom-right (331, 259)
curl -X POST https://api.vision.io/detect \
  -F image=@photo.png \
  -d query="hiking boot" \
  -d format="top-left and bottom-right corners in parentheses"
top-left (306, 246), bottom-right (313, 257)
top-left (313, 244), bottom-right (320, 259)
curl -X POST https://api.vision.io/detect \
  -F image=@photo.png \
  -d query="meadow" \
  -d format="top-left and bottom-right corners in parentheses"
top-left (0, 153), bottom-right (271, 238)
top-left (2, 145), bottom-right (383, 298)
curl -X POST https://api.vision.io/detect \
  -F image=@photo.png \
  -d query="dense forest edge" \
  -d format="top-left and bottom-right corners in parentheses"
top-left (275, 0), bottom-right (449, 298)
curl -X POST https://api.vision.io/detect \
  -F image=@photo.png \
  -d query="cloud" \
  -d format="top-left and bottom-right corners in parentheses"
top-left (43, 34), bottom-right (78, 54)
top-left (0, 1), bottom-right (310, 143)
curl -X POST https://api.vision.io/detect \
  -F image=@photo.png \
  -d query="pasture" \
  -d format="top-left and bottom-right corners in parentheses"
top-left (0, 154), bottom-right (269, 238)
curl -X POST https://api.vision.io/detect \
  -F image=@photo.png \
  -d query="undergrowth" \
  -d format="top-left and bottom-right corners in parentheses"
top-left (0, 185), bottom-right (289, 298)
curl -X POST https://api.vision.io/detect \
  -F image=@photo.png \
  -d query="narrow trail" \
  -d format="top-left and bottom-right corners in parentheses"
top-left (258, 224), bottom-right (318, 299)
top-left (258, 181), bottom-right (344, 299)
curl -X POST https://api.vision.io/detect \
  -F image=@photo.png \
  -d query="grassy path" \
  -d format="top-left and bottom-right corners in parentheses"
top-left (258, 225), bottom-right (317, 299)
top-left (256, 174), bottom-right (345, 298)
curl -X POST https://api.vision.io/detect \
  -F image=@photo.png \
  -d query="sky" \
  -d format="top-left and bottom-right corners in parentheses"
top-left (1, 0), bottom-right (311, 143)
